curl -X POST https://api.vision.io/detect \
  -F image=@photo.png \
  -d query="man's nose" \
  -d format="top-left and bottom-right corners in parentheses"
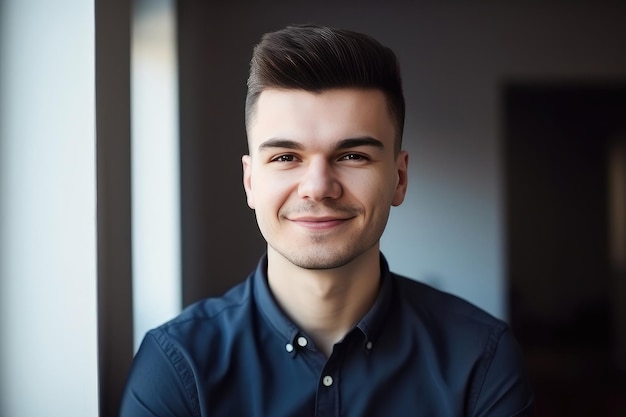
top-left (297, 158), bottom-right (342, 201)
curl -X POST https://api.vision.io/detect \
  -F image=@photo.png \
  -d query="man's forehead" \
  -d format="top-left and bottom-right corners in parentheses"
top-left (251, 88), bottom-right (392, 131)
top-left (245, 87), bottom-right (396, 155)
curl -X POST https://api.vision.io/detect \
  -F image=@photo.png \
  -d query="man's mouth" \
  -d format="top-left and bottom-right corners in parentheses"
top-left (287, 215), bottom-right (353, 230)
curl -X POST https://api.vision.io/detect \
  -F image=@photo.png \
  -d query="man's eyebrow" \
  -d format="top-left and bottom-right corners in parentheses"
top-left (257, 138), bottom-right (304, 152)
top-left (257, 137), bottom-right (384, 152)
top-left (335, 137), bottom-right (385, 151)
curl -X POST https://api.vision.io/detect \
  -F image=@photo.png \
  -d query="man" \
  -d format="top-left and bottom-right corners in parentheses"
top-left (120, 24), bottom-right (534, 416)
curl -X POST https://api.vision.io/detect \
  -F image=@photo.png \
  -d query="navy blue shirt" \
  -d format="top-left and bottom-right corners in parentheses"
top-left (120, 254), bottom-right (534, 416)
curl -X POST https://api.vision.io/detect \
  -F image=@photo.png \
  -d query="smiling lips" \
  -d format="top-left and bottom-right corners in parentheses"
top-left (288, 216), bottom-right (353, 230)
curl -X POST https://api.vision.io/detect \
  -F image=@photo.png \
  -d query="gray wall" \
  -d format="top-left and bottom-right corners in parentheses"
top-left (178, 1), bottom-right (626, 319)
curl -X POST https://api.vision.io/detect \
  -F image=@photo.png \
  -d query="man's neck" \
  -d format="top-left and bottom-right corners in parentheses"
top-left (266, 246), bottom-right (381, 357)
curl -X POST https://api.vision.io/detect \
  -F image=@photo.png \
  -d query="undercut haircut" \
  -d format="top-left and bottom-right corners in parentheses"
top-left (245, 24), bottom-right (405, 152)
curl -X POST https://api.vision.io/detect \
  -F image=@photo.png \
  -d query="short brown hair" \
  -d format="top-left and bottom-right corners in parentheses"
top-left (245, 24), bottom-right (405, 152)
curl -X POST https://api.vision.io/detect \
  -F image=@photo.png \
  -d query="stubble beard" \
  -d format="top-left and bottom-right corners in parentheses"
top-left (274, 241), bottom-right (362, 270)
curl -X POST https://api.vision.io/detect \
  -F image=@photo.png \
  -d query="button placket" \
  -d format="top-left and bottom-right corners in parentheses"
top-left (315, 367), bottom-right (338, 416)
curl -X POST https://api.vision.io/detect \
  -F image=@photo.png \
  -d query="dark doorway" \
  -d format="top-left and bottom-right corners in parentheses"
top-left (504, 83), bottom-right (626, 416)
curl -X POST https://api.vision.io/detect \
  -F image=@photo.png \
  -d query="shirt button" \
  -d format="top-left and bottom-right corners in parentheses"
top-left (285, 343), bottom-right (294, 353)
top-left (322, 375), bottom-right (333, 387)
top-left (366, 341), bottom-right (373, 350)
top-left (297, 336), bottom-right (308, 347)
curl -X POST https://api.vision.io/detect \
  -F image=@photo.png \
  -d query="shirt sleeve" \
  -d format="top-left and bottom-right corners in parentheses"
top-left (470, 327), bottom-right (535, 417)
top-left (119, 330), bottom-right (199, 417)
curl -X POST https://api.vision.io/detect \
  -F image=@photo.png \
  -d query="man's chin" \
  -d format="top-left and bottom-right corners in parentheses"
top-left (277, 249), bottom-right (356, 271)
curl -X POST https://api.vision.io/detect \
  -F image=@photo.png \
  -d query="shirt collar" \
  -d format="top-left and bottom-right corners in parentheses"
top-left (251, 252), bottom-right (394, 350)
top-left (252, 255), bottom-right (301, 345)
top-left (355, 253), bottom-right (394, 346)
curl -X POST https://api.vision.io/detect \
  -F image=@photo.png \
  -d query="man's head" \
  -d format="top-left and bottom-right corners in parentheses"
top-left (245, 24), bottom-right (405, 153)
top-left (242, 25), bottom-right (409, 271)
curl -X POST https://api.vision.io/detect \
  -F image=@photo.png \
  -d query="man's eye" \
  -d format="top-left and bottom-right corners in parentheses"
top-left (272, 154), bottom-right (296, 162)
top-left (340, 153), bottom-right (367, 161)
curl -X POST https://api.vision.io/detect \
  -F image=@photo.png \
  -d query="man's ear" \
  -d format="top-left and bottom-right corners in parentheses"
top-left (391, 150), bottom-right (409, 207)
top-left (242, 155), bottom-right (255, 209)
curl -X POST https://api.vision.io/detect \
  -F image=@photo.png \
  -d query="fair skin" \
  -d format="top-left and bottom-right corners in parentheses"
top-left (242, 88), bottom-right (408, 356)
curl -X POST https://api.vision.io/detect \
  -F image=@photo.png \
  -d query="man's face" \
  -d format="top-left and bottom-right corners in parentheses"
top-left (242, 88), bottom-right (408, 270)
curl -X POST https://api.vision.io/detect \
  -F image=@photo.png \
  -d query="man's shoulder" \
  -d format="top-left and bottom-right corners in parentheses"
top-left (149, 277), bottom-right (254, 342)
top-left (390, 274), bottom-right (534, 416)
top-left (391, 272), bottom-right (507, 332)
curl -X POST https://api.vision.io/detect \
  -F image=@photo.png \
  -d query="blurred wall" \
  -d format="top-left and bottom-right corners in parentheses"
top-left (177, 1), bottom-right (626, 319)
